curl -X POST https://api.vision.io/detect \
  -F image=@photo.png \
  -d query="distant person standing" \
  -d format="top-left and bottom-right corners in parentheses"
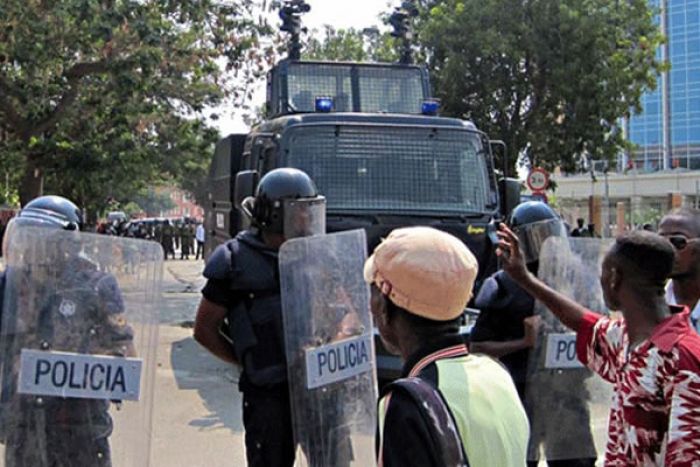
top-left (161, 221), bottom-right (175, 260)
top-left (570, 218), bottom-right (590, 237)
top-left (195, 222), bottom-right (205, 260)
top-left (172, 220), bottom-right (181, 252)
top-left (180, 223), bottom-right (192, 260)
top-left (659, 208), bottom-right (700, 334)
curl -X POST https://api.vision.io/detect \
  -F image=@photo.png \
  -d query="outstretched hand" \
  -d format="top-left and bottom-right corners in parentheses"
top-left (495, 223), bottom-right (530, 283)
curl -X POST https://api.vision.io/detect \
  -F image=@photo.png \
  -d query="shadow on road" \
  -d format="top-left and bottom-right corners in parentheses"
top-left (170, 336), bottom-right (244, 433)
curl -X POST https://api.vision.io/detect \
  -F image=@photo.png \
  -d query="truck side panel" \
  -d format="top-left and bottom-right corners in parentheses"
top-left (204, 134), bottom-right (247, 259)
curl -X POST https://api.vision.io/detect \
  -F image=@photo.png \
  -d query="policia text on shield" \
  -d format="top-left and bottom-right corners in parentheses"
top-left (0, 195), bottom-right (162, 467)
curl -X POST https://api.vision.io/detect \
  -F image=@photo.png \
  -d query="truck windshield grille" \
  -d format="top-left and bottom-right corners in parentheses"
top-left (287, 64), bottom-right (425, 114)
top-left (285, 125), bottom-right (492, 214)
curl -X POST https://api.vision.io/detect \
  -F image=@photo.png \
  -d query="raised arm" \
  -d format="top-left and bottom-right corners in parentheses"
top-left (496, 223), bottom-right (589, 332)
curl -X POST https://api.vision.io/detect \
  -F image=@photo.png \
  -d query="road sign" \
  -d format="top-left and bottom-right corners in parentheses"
top-left (527, 167), bottom-right (549, 193)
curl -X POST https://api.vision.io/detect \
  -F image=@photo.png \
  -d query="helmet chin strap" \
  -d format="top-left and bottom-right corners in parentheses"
top-left (241, 197), bottom-right (255, 220)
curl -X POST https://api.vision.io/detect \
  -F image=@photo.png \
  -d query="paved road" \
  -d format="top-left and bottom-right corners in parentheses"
top-left (151, 258), bottom-right (246, 466)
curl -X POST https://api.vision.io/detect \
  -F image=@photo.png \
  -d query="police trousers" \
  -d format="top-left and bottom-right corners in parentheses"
top-left (242, 386), bottom-right (294, 467)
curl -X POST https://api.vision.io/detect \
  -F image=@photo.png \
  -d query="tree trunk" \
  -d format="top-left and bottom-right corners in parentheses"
top-left (19, 160), bottom-right (43, 206)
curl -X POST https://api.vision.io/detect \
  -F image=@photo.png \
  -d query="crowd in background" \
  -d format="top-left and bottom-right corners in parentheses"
top-left (95, 217), bottom-right (204, 261)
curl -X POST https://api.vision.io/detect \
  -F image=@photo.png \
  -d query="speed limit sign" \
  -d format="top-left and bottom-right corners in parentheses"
top-left (526, 168), bottom-right (549, 193)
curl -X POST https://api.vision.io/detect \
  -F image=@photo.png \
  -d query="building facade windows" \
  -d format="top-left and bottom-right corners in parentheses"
top-left (627, 0), bottom-right (700, 171)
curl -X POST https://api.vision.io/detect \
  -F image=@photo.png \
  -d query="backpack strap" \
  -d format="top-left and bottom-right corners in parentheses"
top-left (383, 377), bottom-right (469, 467)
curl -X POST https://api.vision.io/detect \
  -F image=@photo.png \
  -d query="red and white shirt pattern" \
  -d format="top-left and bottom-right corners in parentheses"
top-left (576, 307), bottom-right (700, 466)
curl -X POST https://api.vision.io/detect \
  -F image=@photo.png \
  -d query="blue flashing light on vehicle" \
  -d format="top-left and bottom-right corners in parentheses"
top-left (315, 97), bottom-right (334, 113)
top-left (421, 99), bottom-right (440, 116)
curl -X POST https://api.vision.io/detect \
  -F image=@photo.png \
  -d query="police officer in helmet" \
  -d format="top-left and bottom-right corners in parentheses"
top-left (1, 195), bottom-right (134, 467)
top-left (194, 168), bottom-right (325, 467)
top-left (10, 195), bottom-right (82, 230)
top-left (471, 201), bottom-right (597, 466)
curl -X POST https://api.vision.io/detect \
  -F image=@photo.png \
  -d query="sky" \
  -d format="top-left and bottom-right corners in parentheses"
top-left (215, 0), bottom-right (393, 134)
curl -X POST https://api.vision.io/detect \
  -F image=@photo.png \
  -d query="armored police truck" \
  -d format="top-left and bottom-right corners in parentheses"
top-left (206, 58), bottom-right (512, 274)
top-left (205, 58), bottom-right (519, 379)
top-left (204, 1), bottom-right (519, 382)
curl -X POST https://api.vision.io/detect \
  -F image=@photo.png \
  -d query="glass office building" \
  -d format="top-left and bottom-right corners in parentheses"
top-left (627, 0), bottom-right (700, 171)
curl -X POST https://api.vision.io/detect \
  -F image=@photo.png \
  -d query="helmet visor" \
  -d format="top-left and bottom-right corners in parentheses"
top-left (514, 218), bottom-right (567, 264)
top-left (17, 207), bottom-right (81, 231)
top-left (283, 197), bottom-right (326, 239)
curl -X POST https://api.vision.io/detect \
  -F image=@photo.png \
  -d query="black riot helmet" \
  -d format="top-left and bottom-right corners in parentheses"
top-left (250, 168), bottom-right (326, 238)
top-left (507, 201), bottom-right (565, 264)
top-left (16, 195), bottom-right (83, 231)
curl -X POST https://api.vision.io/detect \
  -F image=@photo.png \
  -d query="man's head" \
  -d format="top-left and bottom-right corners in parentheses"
top-left (363, 227), bottom-right (478, 355)
top-left (658, 208), bottom-right (700, 279)
top-left (577, 218), bottom-right (585, 228)
top-left (600, 231), bottom-right (675, 311)
top-left (248, 168), bottom-right (326, 246)
top-left (508, 201), bottom-right (566, 268)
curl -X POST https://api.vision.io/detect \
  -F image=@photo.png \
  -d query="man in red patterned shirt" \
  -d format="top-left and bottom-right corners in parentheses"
top-left (497, 225), bottom-right (700, 466)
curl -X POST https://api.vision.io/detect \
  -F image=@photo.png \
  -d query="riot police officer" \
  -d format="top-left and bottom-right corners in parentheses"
top-left (471, 201), bottom-right (597, 467)
top-left (194, 168), bottom-right (326, 467)
top-left (0, 195), bottom-right (135, 467)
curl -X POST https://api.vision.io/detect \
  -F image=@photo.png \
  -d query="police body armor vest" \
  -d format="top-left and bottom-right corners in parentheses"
top-left (472, 270), bottom-right (534, 385)
top-left (216, 231), bottom-right (287, 388)
top-left (30, 259), bottom-right (130, 439)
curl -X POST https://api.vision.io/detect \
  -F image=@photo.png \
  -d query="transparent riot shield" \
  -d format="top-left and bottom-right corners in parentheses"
top-left (525, 236), bottom-right (614, 464)
top-left (279, 229), bottom-right (377, 467)
top-left (0, 225), bottom-right (162, 467)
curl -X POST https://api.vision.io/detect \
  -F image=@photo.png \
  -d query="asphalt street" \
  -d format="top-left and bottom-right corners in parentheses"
top-left (151, 258), bottom-right (247, 466)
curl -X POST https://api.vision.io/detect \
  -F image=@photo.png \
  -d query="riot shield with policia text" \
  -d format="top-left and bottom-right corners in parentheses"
top-left (0, 225), bottom-right (162, 467)
top-left (525, 236), bottom-right (614, 464)
top-left (280, 229), bottom-right (377, 467)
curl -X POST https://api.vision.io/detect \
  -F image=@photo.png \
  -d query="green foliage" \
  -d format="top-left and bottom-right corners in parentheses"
top-left (304, 26), bottom-right (399, 63)
top-left (631, 206), bottom-right (662, 228)
top-left (133, 189), bottom-right (176, 217)
top-left (416, 0), bottom-right (665, 177)
top-left (0, 0), bottom-right (274, 205)
top-left (121, 201), bottom-right (143, 218)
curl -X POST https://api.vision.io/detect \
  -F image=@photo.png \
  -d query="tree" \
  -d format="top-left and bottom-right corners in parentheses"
top-left (415, 0), bottom-right (665, 175)
top-left (133, 189), bottom-right (176, 218)
top-left (41, 78), bottom-right (220, 222)
top-left (0, 0), bottom-right (274, 205)
top-left (304, 26), bottom-right (399, 63)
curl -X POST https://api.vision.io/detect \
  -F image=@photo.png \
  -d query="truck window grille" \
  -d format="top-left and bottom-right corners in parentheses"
top-left (287, 64), bottom-right (425, 114)
top-left (285, 125), bottom-right (489, 214)
top-left (357, 67), bottom-right (424, 114)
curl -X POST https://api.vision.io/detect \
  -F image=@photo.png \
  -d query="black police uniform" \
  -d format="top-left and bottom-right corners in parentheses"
top-left (471, 270), bottom-right (533, 398)
top-left (202, 229), bottom-right (293, 467)
top-left (2, 256), bottom-right (133, 467)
